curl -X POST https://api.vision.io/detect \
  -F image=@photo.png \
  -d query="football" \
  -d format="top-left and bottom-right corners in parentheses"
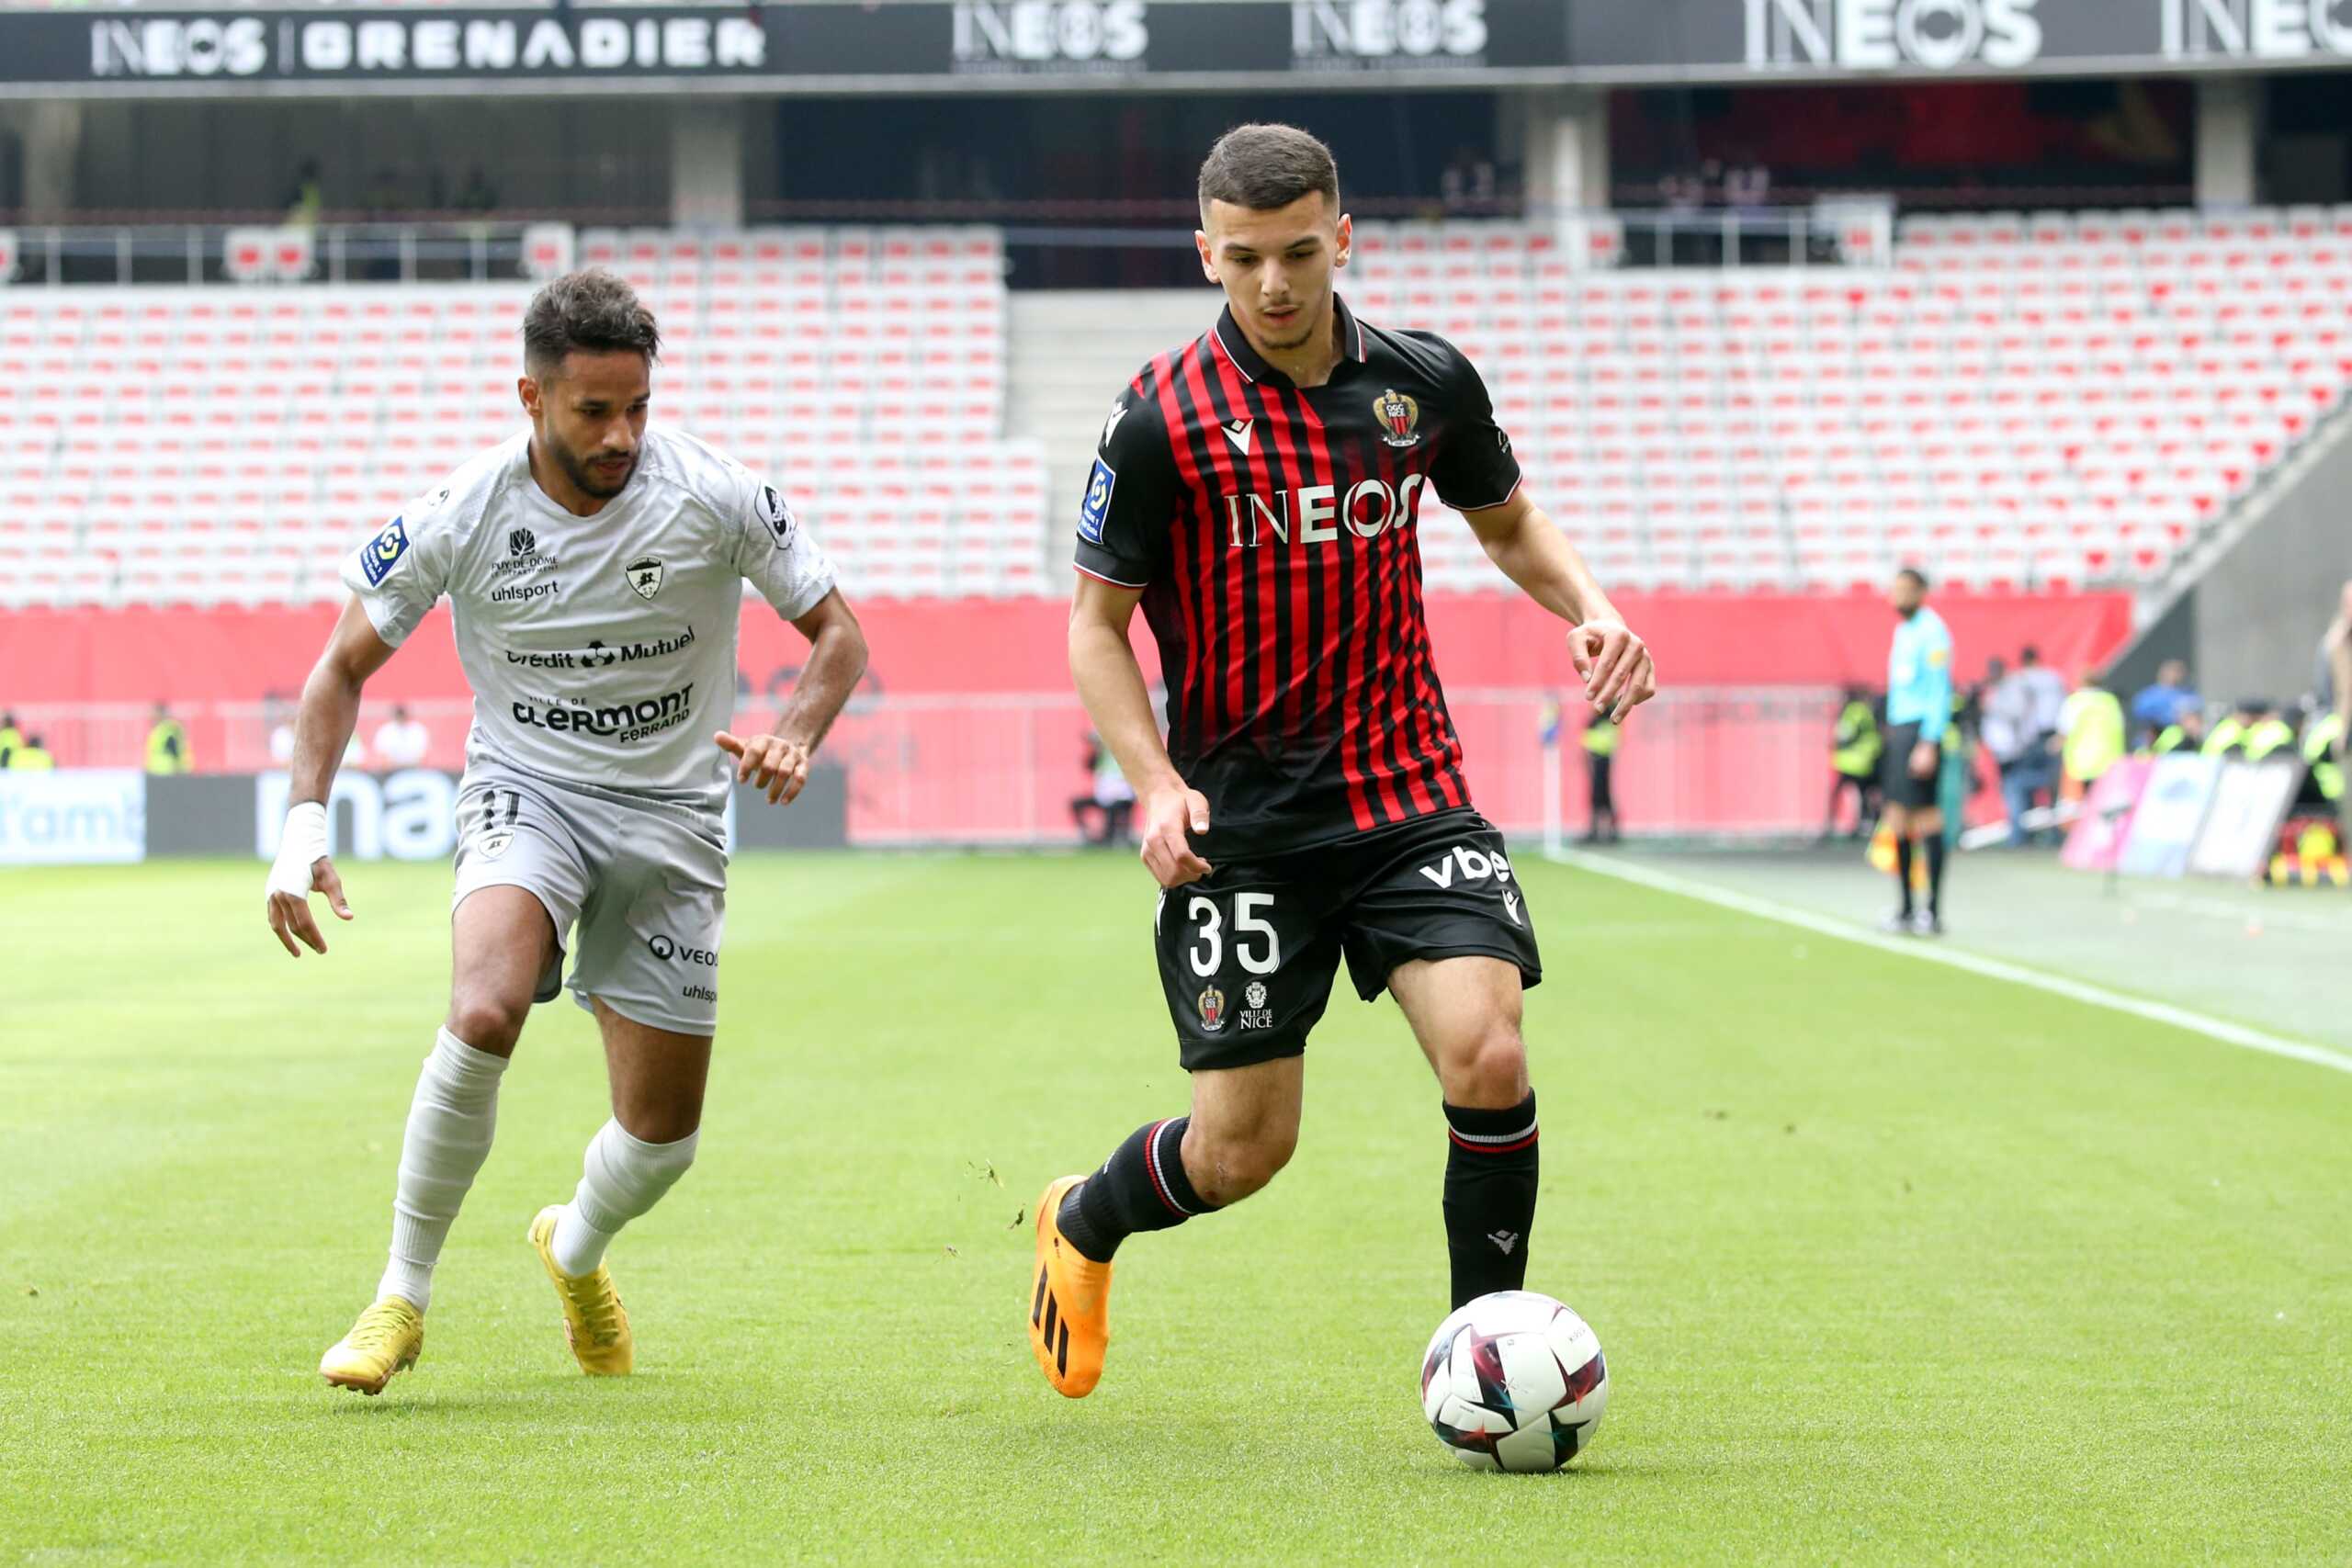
top-left (1419, 1291), bottom-right (1609, 1472)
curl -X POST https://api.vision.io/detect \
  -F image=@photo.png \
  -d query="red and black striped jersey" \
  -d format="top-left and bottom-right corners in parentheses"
top-left (1073, 295), bottom-right (1522, 857)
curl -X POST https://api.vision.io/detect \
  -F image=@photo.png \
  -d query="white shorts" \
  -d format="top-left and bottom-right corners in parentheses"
top-left (451, 763), bottom-right (727, 1036)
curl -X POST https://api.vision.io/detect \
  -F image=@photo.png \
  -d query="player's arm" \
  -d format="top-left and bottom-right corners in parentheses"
top-left (266, 596), bottom-right (397, 957)
top-left (718, 588), bottom-right (868, 806)
top-left (1070, 575), bottom-right (1208, 889)
top-left (1916, 631), bottom-right (1953, 748)
top-left (1462, 490), bottom-right (1657, 724)
top-left (1069, 381), bottom-right (1202, 887)
top-left (1431, 339), bottom-right (1656, 722)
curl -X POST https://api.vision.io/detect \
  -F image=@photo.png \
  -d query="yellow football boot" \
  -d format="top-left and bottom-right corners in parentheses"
top-left (319, 1296), bottom-right (424, 1396)
top-left (527, 1206), bottom-right (633, 1376)
top-left (1028, 1176), bottom-right (1113, 1398)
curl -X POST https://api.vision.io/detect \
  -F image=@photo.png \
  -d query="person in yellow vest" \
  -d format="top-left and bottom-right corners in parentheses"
top-left (12, 733), bottom-right (55, 771)
top-left (2295, 707), bottom-right (2343, 810)
top-left (0, 711), bottom-right (21, 769)
top-left (2237, 704), bottom-right (2296, 762)
top-left (2302, 712), bottom-right (2344, 793)
top-left (2055, 671), bottom-right (2126, 795)
top-left (1822, 685), bottom-right (1882, 841)
top-left (2200, 699), bottom-right (2262, 758)
top-left (1581, 712), bottom-right (1621, 845)
top-left (144, 702), bottom-right (192, 775)
top-left (2145, 705), bottom-right (2204, 757)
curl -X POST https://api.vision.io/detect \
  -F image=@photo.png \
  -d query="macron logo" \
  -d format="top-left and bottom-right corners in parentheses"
top-left (1223, 418), bottom-right (1254, 456)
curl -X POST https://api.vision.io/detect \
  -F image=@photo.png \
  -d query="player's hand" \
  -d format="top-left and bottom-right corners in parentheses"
top-left (1568, 620), bottom-right (1657, 723)
top-left (1138, 784), bottom-right (1214, 889)
top-left (266, 853), bottom-right (351, 957)
top-left (1910, 741), bottom-right (1939, 779)
top-left (716, 729), bottom-right (811, 805)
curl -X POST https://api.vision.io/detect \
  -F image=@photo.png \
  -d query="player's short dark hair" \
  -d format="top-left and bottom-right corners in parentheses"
top-left (522, 268), bottom-right (662, 380)
top-left (1895, 565), bottom-right (1929, 590)
top-left (1198, 123), bottom-right (1340, 220)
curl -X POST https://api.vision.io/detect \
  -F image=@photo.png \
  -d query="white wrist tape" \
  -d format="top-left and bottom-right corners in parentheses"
top-left (267, 801), bottom-right (330, 897)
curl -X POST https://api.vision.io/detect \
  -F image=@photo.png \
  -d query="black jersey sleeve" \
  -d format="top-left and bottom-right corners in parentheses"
top-left (1072, 382), bottom-right (1182, 588)
top-left (1428, 342), bottom-right (1523, 512)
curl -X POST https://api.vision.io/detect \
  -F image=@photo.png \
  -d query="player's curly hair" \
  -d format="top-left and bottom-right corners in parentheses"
top-left (1198, 123), bottom-right (1340, 219)
top-left (522, 268), bottom-right (662, 380)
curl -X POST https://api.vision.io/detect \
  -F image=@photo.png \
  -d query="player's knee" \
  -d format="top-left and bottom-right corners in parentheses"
top-left (446, 991), bottom-right (530, 1055)
top-left (615, 1099), bottom-right (702, 1147)
top-left (1186, 1120), bottom-right (1297, 1205)
top-left (1448, 1020), bottom-right (1529, 1107)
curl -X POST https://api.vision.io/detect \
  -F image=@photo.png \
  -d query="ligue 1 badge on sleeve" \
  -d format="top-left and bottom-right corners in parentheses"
top-left (1196, 985), bottom-right (1228, 1033)
top-left (1374, 387), bottom-right (1422, 448)
top-left (362, 516), bottom-right (410, 586)
top-left (625, 555), bottom-right (665, 602)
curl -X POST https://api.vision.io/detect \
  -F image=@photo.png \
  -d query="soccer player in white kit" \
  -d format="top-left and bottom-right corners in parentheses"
top-left (265, 270), bottom-right (868, 1394)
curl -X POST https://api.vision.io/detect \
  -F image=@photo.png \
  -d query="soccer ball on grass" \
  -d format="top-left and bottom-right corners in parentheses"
top-left (1419, 1290), bottom-right (1608, 1472)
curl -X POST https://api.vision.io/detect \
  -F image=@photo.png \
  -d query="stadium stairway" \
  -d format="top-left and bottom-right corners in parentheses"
top-left (1006, 288), bottom-right (1218, 575)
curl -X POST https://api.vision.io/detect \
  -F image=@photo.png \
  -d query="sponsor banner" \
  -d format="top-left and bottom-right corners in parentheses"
top-left (132, 768), bottom-right (848, 861)
top-left (0, 0), bottom-right (1566, 90)
top-left (6, 0), bottom-right (2346, 88)
top-left (1594, 0), bottom-right (2352, 74)
top-left (2115, 753), bottom-right (2222, 878)
top-left (2186, 759), bottom-right (2302, 879)
top-left (0, 770), bottom-right (146, 866)
top-left (2059, 756), bottom-right (2152, 873)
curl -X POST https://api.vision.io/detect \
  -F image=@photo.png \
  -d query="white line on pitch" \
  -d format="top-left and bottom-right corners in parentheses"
top-left (1542, 848), bottom-right (2352, 1080)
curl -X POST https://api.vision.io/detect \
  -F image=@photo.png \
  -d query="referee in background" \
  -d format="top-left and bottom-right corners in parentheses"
top-left (1880, 567), bottom-right (1952, 935)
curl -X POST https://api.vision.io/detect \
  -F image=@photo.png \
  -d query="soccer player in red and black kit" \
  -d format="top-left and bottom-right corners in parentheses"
top-left (1026, 124), bottom-right (1657, 1398)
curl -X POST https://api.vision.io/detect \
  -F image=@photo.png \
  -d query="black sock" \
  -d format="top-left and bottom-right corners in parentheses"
top-left (1057, 1117), bottom-right (1213, 1264)
top-left (1442, 1094), bottom-right (1539, 1310)
top-left (1894, 837), bottom-right (1916, 915)
top-left (1924, 834), bottom-right (1946, 916)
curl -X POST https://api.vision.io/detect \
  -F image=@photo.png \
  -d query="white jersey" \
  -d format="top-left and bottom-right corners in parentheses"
top-left (341, 426), bottom-right (835, 816)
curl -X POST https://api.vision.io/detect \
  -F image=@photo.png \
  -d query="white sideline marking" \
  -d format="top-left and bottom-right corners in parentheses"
top-left (1544, 848), bottom-right (2352, 1080)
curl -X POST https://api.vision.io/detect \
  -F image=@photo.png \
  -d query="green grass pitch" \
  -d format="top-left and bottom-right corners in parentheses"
top-left (3, 852), bottom-right (2347, 1565)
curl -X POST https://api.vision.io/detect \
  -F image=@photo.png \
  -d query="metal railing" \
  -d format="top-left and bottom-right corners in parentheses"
top-left (0, 220), bottom-right (552, 286)
top-left (12, 686), bottom-right (1848, 843)
top-left (0, 207), bottom-right (1899, 288)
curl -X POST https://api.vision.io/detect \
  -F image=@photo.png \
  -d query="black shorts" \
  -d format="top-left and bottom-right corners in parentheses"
top-left (1154, 808), bottom-right (1543, 1073)
top-left (1880, 722), bottom-right (1942, 810)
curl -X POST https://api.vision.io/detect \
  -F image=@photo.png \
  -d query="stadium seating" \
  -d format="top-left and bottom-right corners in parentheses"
top-left (6, 209), bottom-right (2350, 607)
top-left (1349, 207), bottom-right (2352, 594)
top-left (0, 225), bottom-right (1046, 607)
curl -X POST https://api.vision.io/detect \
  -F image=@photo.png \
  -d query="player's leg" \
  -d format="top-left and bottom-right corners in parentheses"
top-left (1030, 1055), bottom-right (1303, 1398)
top-left (1914, 799), bottom-right (1948, 931)
top-left (1390, 956), bottom-right (1537, 1311)
top-left (1878, 722), bottom-right (1922, 928)
top-left (1060, 1053), bottom-right (1304, 1260)
top-left (321, 882), bottom-right (561, 1394)
top-left (525, 1001), bottom-right (707, 1377)
top-left (548, 998), bottom-right (708, 1274)
top-left (1029, 872), bottom-right (1336, 1397)
top-left (1339, 814), bottom-right (1544, 1312)
top-left (527, 805), bottom-right (724, 1375)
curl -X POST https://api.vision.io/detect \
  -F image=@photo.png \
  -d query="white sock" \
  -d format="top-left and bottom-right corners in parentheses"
top-left (377, 1028), bottom-right (509, 1312)
top-left (548, 1119), bottom-right (699, 1277)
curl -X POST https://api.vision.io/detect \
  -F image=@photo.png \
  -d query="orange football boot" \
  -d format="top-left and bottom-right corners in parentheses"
top-left (1028, 1175), bottom-right (1113, 1398)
